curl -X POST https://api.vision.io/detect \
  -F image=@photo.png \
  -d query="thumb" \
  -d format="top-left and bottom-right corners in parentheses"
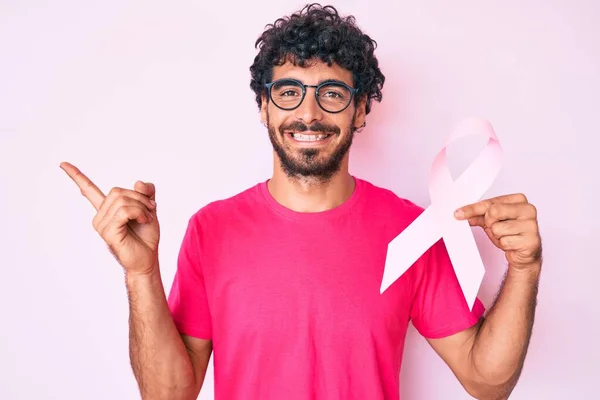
top-left (134, 180), bottom-right (156, 201)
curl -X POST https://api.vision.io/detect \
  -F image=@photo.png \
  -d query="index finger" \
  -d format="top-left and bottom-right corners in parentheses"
top-left (60, 161), bottom-right (106, 210)
top-left (455, 193), bottom-right (528, 220)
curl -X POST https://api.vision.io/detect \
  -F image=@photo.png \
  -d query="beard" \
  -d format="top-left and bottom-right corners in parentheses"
top-left (267, 111), bottom-right (356, 183)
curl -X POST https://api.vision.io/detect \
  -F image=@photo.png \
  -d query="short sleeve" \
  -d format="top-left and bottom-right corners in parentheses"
top-left (409, 238), bottom-right (486, 339)
top-left (167, 215), bottom-right (212, 339)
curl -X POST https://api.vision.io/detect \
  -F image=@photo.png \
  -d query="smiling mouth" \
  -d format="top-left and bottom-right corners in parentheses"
top-left (286, 132), bottom-right (332, 142)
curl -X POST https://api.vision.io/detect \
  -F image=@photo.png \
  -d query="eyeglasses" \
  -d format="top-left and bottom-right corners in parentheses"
top-left (265, 78), bottom-right (358, 114)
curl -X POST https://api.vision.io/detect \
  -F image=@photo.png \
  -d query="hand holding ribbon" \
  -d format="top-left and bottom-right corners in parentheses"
top-left (454, 194), bottom-right (542, 271)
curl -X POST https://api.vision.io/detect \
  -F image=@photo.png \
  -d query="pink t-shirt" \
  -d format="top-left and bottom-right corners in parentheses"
top-left (167, 177), bottom-right (485, 399)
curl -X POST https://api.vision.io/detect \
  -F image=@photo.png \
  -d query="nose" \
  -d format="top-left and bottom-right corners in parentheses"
top-left (293, 87), bottom-right (323, 125)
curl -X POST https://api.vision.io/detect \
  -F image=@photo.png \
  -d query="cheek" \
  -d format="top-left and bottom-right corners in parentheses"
top-left (266, 106), bottom-right (285, 128)
top-left (337, 109), bottom-right (357, 128)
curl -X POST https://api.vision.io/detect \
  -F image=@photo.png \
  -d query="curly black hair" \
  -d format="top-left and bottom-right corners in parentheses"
top-left (249, 3), bottom-right (385, 115)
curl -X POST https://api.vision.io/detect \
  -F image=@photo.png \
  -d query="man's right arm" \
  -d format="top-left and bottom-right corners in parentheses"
top-left (126, 265), bottom-right (212, 400)
top-left (58, 163), bottom-right (211, 398)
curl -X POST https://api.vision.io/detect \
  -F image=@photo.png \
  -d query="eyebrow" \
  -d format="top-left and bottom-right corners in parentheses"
top-left (277, 77), bottom-right (352, 87)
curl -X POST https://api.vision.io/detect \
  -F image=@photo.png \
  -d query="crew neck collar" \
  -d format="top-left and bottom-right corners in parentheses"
top-left (258, 176), bottom-right (363, 222)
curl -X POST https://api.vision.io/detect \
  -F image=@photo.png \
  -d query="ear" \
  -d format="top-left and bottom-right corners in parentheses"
top-left (260, 93), bottom-right (268, 126)
top-left (353, 95), bottom-right (367, 129)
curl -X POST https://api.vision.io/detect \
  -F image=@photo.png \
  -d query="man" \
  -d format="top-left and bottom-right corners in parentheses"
top-left (61, 4), bottom-right (542, 400)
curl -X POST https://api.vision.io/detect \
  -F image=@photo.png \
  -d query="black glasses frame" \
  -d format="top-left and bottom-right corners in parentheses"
top-left (264, 78), bottom-right (359, 114)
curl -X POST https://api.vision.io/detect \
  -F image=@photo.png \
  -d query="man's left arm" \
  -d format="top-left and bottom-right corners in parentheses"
top-left (428, 193), bottom-right (542, 400)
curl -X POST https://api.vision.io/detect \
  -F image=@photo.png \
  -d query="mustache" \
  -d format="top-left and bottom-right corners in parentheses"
top-left (279, 120), bottom-right (341, 135)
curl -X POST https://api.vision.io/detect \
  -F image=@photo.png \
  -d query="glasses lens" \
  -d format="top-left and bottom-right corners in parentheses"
top-left (270, 80), bottom-right (304, 110)
top-left (318, 83), bottom-right (352, 112)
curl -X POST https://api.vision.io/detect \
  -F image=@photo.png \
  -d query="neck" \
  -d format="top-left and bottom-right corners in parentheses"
top-left (267, 158), bottom-right (355, 213)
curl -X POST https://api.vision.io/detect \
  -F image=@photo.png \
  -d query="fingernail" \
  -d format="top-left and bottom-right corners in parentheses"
top-left (454, 209), bottom-right (464, 219)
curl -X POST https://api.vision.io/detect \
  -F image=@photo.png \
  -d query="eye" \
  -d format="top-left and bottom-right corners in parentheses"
top-left (272, 81), bottom-right (303, 98)
top-left (318, 83), bottom-right (350, 101)
top-left (280, 89), bottom-right (300, 97)
top-left (322, 90), bottom-right (343, 98)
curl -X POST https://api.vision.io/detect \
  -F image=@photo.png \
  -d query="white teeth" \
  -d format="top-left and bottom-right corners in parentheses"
top-left (292, 133), bottom-right (330, 141)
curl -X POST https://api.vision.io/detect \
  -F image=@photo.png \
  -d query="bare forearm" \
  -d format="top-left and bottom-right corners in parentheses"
top-left (471, 263), bottom-right (541, 395)
top-left (126, 265), bottom-right (197, 400)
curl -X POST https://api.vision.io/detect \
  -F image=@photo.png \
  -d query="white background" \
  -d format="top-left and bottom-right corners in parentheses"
top-left (1, 0), bottom-right (597, 398)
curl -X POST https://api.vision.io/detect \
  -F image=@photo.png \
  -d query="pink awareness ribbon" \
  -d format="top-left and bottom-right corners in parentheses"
top-left (380, 118), bottom-right (503, 310)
